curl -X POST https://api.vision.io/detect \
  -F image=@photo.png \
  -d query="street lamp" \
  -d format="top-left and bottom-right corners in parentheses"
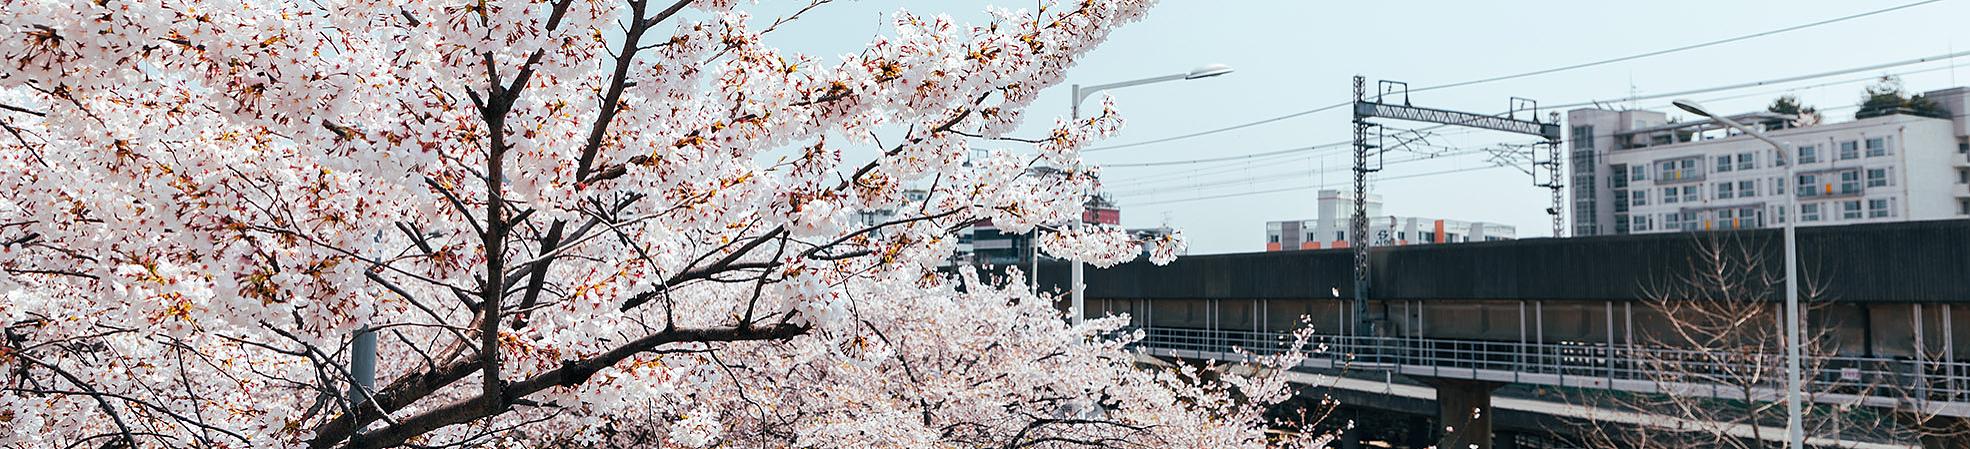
top-left (1673, 99), bottom-right (1804, 449)
top-left (1054, 64), bottom-right (1233, 326)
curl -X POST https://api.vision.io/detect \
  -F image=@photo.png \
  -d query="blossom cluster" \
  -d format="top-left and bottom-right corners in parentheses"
top-left (0, 0), bottom-right (1311, 448)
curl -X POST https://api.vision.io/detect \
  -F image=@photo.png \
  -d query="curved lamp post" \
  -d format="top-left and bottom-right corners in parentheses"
top-left (1052, 64), bottom-right (1233, 326)
top-left (1673, 99), bottom-right (1804, 449)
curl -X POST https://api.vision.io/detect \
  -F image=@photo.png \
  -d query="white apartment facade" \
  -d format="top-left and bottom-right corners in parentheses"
top-left (1568, 87), bottom-right (1970, 236)
top-left (1265, 189), bottom-right (1515, 251)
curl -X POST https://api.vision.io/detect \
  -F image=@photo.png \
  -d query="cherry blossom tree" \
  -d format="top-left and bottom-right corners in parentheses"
top-left (0, 1), bottom-right (1314, 448)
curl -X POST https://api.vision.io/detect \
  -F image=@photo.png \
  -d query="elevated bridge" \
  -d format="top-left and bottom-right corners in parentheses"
top-left (1027, 219), bottom-right (1970, 448)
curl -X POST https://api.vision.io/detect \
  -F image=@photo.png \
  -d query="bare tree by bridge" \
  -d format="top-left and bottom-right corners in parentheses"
top-left (1560, 231), bottom-right (1962, 448)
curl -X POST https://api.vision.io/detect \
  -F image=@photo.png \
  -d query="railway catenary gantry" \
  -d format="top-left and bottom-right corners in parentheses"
top-left (1348, 76), bottom-right (1565, 342)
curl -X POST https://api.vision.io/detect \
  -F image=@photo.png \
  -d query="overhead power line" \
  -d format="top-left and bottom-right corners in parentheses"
top-left (1108, 146), bottom-right (1490, 196)
top-left (1126, 165), bottom-right (1510, 207)
top-left (1103, 143), bottom-right (1340, 168)
top-left (1084, 103), bottom-right (1351, 153)
top-left (1543, 49), bottom-right (1970, 110)
top-left (1103, 78), bottom-right (1936, 202)
top-left (1083, 0), bottom-right (1946, 153)
top-left (1405, 0), bottom-right (1945, 95)
top-left (1099, 51), bottom-right (1969, 172)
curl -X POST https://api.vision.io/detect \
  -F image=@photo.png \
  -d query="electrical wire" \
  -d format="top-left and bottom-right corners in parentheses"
top-left (1107, 146), bottom-right (1492, 196)
top-left (1097, 53), bottom-right (1969, 175)
top-left (1103, 83), bottom-right (1922, 205)
top-left (1406, 0), bottom-right (1945, 95)
top-left (1126, 165), bottom-right (1512, 207)
top-left (1081, 0), bottom-right (1948, 153)
top-left (1542, 49), bottom-right (1970, 111)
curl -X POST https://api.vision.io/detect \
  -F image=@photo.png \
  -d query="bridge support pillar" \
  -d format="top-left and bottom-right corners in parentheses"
top-left (1403, 415), bottom-right (1433, 449)
top-left (1420, 378), bottom-right (1504, 449)
top-left (1900, 413), bottom-right (1970, 449)
top-left (1493, 430), bottom-right (1520, 449)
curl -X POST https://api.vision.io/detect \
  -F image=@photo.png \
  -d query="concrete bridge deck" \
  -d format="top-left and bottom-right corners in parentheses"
top-left (1015, 219), bottom-right (1970, 448)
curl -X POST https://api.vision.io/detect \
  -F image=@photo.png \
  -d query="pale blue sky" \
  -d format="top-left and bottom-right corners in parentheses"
top-left (740, 0), bottom-right (1970, 254)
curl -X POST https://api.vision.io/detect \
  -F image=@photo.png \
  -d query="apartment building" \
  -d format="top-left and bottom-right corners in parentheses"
top-left (1265, 189), bottom-right (1516, 251)
top-left (1568, 87), bottom-right (1970, 235)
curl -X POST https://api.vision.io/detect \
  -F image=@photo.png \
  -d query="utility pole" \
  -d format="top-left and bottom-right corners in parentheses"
top-left (1349, 75), bottom-right (1376, 339)
top-left (350, 326), bottom-right (376, 404)
top-left (1537, 111), bottom-right (1565, 238)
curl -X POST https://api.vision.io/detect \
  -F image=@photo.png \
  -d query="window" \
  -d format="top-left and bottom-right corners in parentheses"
top-left (1802, 203), bottom-right (1822, 222)
top-left (1614, 192), bottom-right (1630, 212)
top-left (1659, 158), bottom-right (1701, 181)
top-left (1571, 126), bottom-right (1594, 150)
top-left (1961, 199), bottom-right (1970, 216)
top-left (1737, 152), bottom-right (1755, 170)
top-left (1738, 207), bottom-right (1763, 227)
top-left (1631, 165), bottom-right (1647, 181)
top-left (1665, 212), bottom-right (1684, 230)
top-left (1336, 231), bottom-right (1345, 241)
top-left (1662, 187), bottom-right (1680, 204)
top-left (1839, 141), bottom-right (1859, 160)
top-left (1632, 215), bottom-right (1651, 231)
top-left (1797, 145), bottom-right (1819, 164)
top-left (1739, 180), bottom-right (1756, 198)
top-left (1631, 190), bottom-right (1647, 206)
top-left (1960, 169), bottom-right (1968, 185)
top-left (1866, 168), bottom-right (1889, 187)
top-left (1774, 205), bottom-right (1787, 224)
top-left (1715, 182), bottom-right (1734, 199)
top-left (1960, 142), bottom-right (1968, 154)
top-left (1684, 185), bottom-right (1700, 203)
top-left (1842, 200), bottom-right (1863, 220)
top-left (1797, 174), bottom-right (1820, 197)
top-left (1715, 155), bottom-right (1734, 173)
top-left (1838, 170), bottom-right (1862, 195)
top-left (1865, 137), bottom-right (1889, 157)
top-left (1868, 198), bottom-right (1891, 218)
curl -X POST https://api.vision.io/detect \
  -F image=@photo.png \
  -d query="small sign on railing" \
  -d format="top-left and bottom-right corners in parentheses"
top-left (1840, 367), bottom-right (1862, 382)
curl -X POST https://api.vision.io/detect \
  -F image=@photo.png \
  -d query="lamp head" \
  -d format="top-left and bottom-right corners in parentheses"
top-left (1672, 99), bottom-right (1714, 118)
top-left (1185, 63), bottom-right (1234, 80)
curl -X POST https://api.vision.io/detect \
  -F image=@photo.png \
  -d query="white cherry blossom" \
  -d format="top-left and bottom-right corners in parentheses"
top-left (0, 1), bottom-right (1319, 448)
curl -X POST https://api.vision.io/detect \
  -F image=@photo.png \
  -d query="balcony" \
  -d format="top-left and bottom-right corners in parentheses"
top-left (1954, 183), bottom-right (1970, 198)
top-left (1799, 184), bottom-right (1865, 200)
top-left (1655, 170), bottom-right (1705, 184)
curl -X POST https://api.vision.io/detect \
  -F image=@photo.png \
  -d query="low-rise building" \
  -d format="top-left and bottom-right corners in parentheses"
top-left (1265, 189), bottom-right (1516, 251)
top-left (968, 195), bottom-right (1122, 267)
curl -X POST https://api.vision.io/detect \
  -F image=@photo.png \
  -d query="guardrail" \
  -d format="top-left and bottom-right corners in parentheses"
top-left (1130, 326), bottom-right (1970, 407)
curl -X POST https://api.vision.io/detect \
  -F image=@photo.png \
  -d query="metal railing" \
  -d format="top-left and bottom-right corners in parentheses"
top-left (1130, 326), bottom-right (1970, 408)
